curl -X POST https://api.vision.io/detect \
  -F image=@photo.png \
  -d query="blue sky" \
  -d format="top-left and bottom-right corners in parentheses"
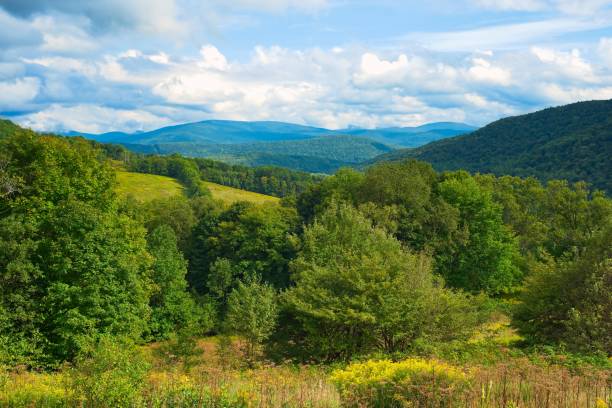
top-left (1, 0), bottom-right (611, 132)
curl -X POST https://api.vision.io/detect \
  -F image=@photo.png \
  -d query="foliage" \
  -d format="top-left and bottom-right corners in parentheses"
top-left (146, 225), bottom-right (200, 341)
top-left (437, 172), bottom-right (522, 294)
top-left (331, 358), bottom-right (470, 407)
top-left (0, 128), bottom-right (153, 365)
top-left (282, 202), bottom-right (481, 361)
top-left (373, 99), bottom-right (612, 194)
top-left (70, 335), bottom-right (150, 407)
top-left (225, 281), bottom-right (279, 362)
top-left (514, 220), bottom-right (612, 354)
top-left (142, 195), bottom-right (197, 251)
top-left (188, 202), bottom-right (299, 297)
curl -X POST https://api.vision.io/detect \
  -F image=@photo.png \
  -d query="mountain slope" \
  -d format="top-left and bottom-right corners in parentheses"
top-left (371, 100), bottom-right (612, 193)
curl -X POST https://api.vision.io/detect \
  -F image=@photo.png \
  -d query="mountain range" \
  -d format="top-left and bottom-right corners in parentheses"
top-left (66, 121), bottom-right (476, 173)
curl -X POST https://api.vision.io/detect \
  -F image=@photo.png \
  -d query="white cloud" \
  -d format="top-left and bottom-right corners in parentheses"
top-left (0, 77), bottom-right (40, 108)
top-left (405, 17), bottom-right (611, 51)
top-left (17, 104), bottom-right (172, 133)
top-left (466, 58), bottom-right (512, 85)
top-left (538, 83), bottom-right (612, 103)
top-left (199, 45), bottom-right (229, 71)
top-left (532, 47), bottom-right (596, 82)
top-left (598, 37), bottom-right (612, 66)
top-left (354, 53), bottom-right (410, 85)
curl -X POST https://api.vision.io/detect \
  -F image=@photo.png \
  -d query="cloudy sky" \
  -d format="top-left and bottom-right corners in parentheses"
top-left (1, 0), bottom-right (611, 133)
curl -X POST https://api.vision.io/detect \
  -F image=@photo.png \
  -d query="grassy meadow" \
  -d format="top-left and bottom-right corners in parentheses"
top-left (116, 171), bottom-right (185, 202)
top-left (114, 171), bottom-right (279, 205)
top-left (202, 181), bottom-right (280, 205)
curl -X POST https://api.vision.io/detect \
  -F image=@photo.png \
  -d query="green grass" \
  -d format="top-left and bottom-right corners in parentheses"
top-left (115, 171), bottom-right (185, 202)
top-left (202, 181), bottom-right (280, 205)
top-left (115, 171), bottom-right (279, 205)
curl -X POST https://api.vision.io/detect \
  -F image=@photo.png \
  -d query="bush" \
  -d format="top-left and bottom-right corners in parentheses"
top-left (69, 335), bottom-right (150, 407)
top-left (331, 358), bottom-right (470, 407)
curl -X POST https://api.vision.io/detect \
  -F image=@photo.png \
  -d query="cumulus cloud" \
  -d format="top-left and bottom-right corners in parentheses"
top-left (531, 47), bottom-right (596, 82)
top-left (466, 58), bottom-right (512, 86)
top-left (18, 104), bottom-right (172, 133)
top-left (0, 77), bottom-right (40, 109)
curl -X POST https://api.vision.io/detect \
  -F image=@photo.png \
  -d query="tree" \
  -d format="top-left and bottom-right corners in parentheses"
top-left (147, 225), bottom-right (199, 340)
top-left (142, 196), bottom-right (196, 251)
top-left (437, 173), bottom-right (522, 295)
top-left (0, 130), bottom-right (153, 364)
top-left (282, 202), bottom-right (480, 361)
top-left (514, 220), bottom-right (611, 354)
top-left (225, 280), bottom-right (278, 362)
top-left (188, 202), bottom-right (298, 296)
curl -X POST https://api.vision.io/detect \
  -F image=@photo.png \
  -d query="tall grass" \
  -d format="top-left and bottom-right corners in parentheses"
top-left (1, 337), bottom-right (609, 407)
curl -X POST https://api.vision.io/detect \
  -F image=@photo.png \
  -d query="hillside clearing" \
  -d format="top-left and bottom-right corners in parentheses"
top-left (115, 171), bottom-right (185, 201)
top-left (202, 181), bottom-right (280, 205)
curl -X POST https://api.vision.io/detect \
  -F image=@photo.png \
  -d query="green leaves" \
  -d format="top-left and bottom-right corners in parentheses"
top-left (282, 202), bottom-right (480, 360)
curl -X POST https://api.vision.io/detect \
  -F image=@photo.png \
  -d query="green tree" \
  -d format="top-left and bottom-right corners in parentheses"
top-left (514, 220), bottom-right (612, 354)
top-left (147, 225), bottom-right (199, 340)
top-left (437, 173), bottom-right (522, 294)
top-left (188, 202), bottom-right (298, 296)
top-left (143, 196), bottom-right (196, 251)
top-left (282, 202), bottom-right (480, 361)
top-left (225, 280), bottom-right (278, 362)
top-left (0, 129), bottom-right (152, 364)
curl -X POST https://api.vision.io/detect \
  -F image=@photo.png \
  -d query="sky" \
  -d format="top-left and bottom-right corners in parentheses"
top-left (1, 0), bottom-right (611, 133)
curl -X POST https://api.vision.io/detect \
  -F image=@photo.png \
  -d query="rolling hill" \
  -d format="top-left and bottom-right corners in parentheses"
top-left (66, 120), bottom-right (475, 173)
top-left (370, 100), bottom-right (612, 193)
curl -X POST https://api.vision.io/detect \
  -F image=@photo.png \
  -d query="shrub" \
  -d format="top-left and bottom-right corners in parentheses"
top-left (331, 358), bottom-right (470, 407)
top-left (69, 335), bottom-right (150, 407)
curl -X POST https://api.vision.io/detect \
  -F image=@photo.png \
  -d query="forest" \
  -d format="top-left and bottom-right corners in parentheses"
top-left (373, 99), bottom-right (612, 194)
top-left (0, 121), bottom-right (610, 407)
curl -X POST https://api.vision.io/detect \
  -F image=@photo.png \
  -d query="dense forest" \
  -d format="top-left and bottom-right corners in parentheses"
top-left (0, 121), bottom-right (610, 406)
top-left (122, 136), bottom-right (394, 174)
top-left (372, 99), bottom-right (612, 194)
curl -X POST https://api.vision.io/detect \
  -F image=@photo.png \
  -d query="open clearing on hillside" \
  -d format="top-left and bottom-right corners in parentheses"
top-left (116, 171), bottom-right (184, 201)
top-left (202, 181), bottom-right (280, 205)
top-left (115, 171), bottom-right (279, 205)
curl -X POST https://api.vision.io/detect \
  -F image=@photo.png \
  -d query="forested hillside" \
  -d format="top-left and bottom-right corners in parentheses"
top-left (371, 100), bottom-right (612, 193)
top-left (1, 122), bottom-right (610, 407)
top-left (67, 120), bottom-right (473, 173)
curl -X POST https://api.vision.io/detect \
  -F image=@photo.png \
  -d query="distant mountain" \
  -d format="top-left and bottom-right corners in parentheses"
top-left (64, 119), bottom-right (474, 173)
top-left (69, 120), bottom-right (474, 147)
top-left (339, 122), bottom-right (477, 147)
top-left (370, 100), bottom-right (612, 193)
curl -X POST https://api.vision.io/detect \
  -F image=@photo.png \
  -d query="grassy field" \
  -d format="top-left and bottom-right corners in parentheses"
top-left (115, 171), bottom-right (185, 202)
top-left (202, 181), bottom-right (280, 205)
top-left (115, 171), bottom-right (279, 205)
